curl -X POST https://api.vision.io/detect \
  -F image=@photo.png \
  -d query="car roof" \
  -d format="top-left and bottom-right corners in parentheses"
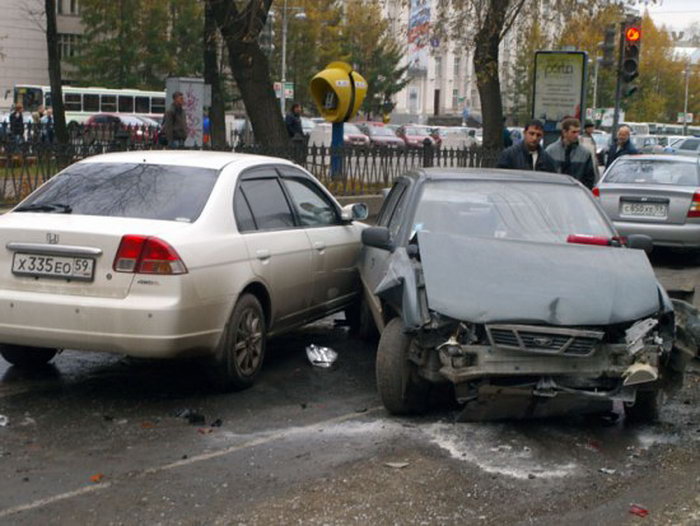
top-left (613, 154), bottom-right (698, 163)
top-left (410, 167), bottom-right (580, 186)
top-left (76, 150), bottom-right (297, 171)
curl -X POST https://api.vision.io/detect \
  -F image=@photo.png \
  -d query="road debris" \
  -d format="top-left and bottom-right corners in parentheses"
top-left (173, 409), bottom-right (206, 425)
top-left (599, 467), bottom-right (617, 475)
top-left (0, 415), bottom-right (8, 427)
top-left (629, 503), bottom-right (649, 517)
top-left (210, 419), bottom-right (223, 427)
top-left (384, 462), bottom-right (409, 469)
top-left (305, 344), bottom-right (338, 368)
top-left (90, 473), bottom-right (105, 483)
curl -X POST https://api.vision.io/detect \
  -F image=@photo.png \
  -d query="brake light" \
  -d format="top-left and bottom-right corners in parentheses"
top-left (592, 187), bottom-right (600, 197)
top-left (567, 234), bottom-right (611, 246)
top-left (688, 191), bottom-right (700, 218)
top-left (113, 235), bottom-right (187, 274)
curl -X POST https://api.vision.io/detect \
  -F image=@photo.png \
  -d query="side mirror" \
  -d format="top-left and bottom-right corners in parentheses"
top-left (362, 226), bottom-right (393, 251)
top-left (341, 202), bottom-right (369, 222)
top-left (627, 234), bottom-right (653, 254)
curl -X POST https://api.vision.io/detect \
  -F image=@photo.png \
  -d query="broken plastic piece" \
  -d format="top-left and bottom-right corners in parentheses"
top-left (629, 504), bottom-right (649, 517)
top-left (622, 363), bottom-right (658, 386)
top-left (384, 462), bottom-right (409, 469)
top-left (0, 415), bottom-right (8, 427)
top-left (599, 467), bottom-right (616, 475)
top-left (174, 409), bottom-right (206, 425)
top-left (305, 344), bottom-right (337, 368)
top-left (90, 473), bottom-right (105, 483)
top-left (625, 318), bottom-right (658, 355)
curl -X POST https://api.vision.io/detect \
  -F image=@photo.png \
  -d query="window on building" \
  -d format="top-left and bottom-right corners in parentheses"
top-left (435, 57), bottom-right (442, 80)
top-left (70, 0), bottom-right (79, 15)
top-left (57, 34), bottom-right (81, 60)
top-left (452, 89), bottom-right (460, 109)
top-left (453, 56), bottom-right (460, 79)
top-left (56, 0), bottom-right (63, 15)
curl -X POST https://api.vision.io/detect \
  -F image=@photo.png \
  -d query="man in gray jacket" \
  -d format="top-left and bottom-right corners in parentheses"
top-left (545, 117), bottom-right (595, 189)
top-left (163, 91), bottom-right (187, 148)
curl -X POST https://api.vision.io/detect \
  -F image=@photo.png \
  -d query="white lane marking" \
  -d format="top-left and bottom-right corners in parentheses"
top-left (0, 406), bottom-right (383, 519)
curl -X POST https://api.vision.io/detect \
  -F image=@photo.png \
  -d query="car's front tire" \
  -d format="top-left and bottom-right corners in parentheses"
top-left (624, 387), bottom-right (665, 424)
top-left (376, 317), bottom-right (429, 414)
top-left (0, 345), bottom-right (57, 368)
top-left (211, 294), bottom-right (266, 391)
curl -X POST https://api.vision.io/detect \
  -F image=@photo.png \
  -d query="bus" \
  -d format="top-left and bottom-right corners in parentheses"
top-left (12, 84), bottom-right (166, 124)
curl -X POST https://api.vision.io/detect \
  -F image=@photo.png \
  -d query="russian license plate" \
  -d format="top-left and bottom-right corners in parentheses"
top-left (12, 253), bottom-right (95, 281)
top-left (620, 201), bottom-right (668, 218)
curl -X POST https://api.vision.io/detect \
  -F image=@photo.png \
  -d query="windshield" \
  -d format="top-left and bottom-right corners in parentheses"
top-left (405, 127), bottom-right (430, 136)
top-left (369, 126), bottom-right (396, 137)
top-left (605, 159), bottom-right (699, 186)
top-left (344, 123), bottom-right (364, 135)
top-left (413, 180), bottom-right (612, 243)
top-left (18, 162), bottom-right (219, 222)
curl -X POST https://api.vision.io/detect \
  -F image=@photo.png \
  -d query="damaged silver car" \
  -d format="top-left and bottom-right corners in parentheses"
top-left (360, 169), bottom-right (689, 421)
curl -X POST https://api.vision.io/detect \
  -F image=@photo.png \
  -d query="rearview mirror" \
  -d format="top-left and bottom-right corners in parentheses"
top-left (341, 203), bottom-right (369, 222)
top-left (627, 234), bottom-right (653, 254)
top-left (362, 226), bottom-right (393, 251)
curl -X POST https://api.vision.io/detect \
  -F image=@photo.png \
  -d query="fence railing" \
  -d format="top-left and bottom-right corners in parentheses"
top-left (0, 128), bottom-right (500, 203)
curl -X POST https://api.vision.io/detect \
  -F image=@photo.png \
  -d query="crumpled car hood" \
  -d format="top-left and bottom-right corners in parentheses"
top-left (417, 231), bottom-right (661, 326)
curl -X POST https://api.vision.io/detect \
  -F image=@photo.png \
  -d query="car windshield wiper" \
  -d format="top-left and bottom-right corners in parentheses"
top-left (14, 203), bottom-right (73, 213)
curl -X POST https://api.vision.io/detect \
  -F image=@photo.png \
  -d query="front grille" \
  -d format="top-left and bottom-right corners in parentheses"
top-left (487, 325), bottom-right (603, 357)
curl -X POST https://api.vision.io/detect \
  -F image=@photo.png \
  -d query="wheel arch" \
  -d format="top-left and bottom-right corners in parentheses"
top-left (240, 281), bottom-right (272, 329)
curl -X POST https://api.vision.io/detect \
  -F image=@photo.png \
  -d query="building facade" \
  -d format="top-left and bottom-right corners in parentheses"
top-left (0, 0), bottom-right (82, 111)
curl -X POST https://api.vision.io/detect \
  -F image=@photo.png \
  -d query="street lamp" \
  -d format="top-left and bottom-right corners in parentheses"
top-left (280, 0), bottom-right (306, 114)
top-left (683, 61), bottom-right (692, 136)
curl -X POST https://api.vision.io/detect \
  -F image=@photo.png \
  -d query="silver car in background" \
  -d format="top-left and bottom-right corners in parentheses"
top-left (595, 155), bottom-right (700, 248)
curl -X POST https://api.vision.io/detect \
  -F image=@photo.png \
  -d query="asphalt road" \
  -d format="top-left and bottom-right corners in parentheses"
top-left (0, 303), bottom-right (699, 525)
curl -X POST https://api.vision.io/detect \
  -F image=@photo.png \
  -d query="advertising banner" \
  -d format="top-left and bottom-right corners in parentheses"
top-left (407, 0), bottom-right (430, 74)
top-left (532, 51), bottom-right (587, 132)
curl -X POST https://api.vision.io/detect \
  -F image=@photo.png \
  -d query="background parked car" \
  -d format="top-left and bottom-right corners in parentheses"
top-left (356, 122), bottom-right (406, 150)
top-left (308, 122), bottom-right (370, 148)
top-left (83, 113), bottom-right (155, 145)
top-left (668, 136), bottom-right (700, 156)
top-left (395, 125), bottom-right (435, 149)
top-left (0, 151), bottom-right (369, 391)
top-left (595, 154), bottom-right (700, 248)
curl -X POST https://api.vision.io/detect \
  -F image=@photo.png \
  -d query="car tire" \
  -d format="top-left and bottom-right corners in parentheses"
top-left (346, 295), bottom-right (378, 341)
top-left (211, 294), bottom-right (266, 391)
top-left (624, 387), bottom-right (665, 424)
top-left (376, 317), bottom-right (429, 415)
top-left (0, 345), bottom-right (57, 368)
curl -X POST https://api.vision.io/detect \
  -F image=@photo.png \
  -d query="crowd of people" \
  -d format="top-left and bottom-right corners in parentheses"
top-left (496, 117), bottom-right (638, 189)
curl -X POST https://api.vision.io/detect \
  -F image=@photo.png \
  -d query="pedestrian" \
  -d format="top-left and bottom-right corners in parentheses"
top-left (545, 117), bottom-right (596, 189)
top-left (285, 102), bottom-right (303, 138)
top-left (40, 107), bottom-right (55, 144)
top-left (605, 124), bottom-right (638, 168)
top-left (496, 119), bottom-right (556, 172)
top-left (162, 91), bottom-right (187, 148)
top-left (579, 121), bottom-right (601, 182)
top-left (9, 103), bottom-right (26, 146)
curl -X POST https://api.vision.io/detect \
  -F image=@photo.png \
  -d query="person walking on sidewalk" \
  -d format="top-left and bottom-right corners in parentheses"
top-left (496, 119), bottom-right (556, 172)
top-left (545, 117), bottom-right (595, 189)
top-left (163, 91), bottom-right (187, 148)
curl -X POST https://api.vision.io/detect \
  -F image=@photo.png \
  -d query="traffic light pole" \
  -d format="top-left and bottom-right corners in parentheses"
top-left (611, 21), bottom-right (625, 139)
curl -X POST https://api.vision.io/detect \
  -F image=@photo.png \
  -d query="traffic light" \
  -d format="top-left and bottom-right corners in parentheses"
top-left (621, 17), bottom-right (641, 97)
top-left (600, 25), bottom-right (617, 68)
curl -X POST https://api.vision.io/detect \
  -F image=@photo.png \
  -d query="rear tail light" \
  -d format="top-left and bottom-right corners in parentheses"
top-left (687, 191), bottom-right (700, 218)
top-left (113, 235), bottom-right (187, 275)
top-left (567, 234), bottom-right (612, 246)
top-left (592, 187), bottom-right (600, 197)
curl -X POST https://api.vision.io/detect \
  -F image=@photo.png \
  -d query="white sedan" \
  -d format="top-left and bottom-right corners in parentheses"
top-left (0, 151), bottom-right (368, 389)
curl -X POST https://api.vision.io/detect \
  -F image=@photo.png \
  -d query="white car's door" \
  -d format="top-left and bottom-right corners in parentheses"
top-left (234, 168), bottom-right (313, 331)
top-left (278, 167), bottom-right (360, 315)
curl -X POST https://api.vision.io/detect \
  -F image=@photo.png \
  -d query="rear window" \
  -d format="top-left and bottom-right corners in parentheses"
top-left (19, 163), bottom-right (219, 222)
top-left (605, 159), bottom-right (699, 186)
top-left (413, 180), bottom-right (612, 244)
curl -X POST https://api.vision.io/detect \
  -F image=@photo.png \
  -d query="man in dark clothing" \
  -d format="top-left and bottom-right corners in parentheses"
top-left (502, 117), bottom-right (513, 148)
top-left (163, 91), bottom-right (187, 148)
top-left (285, 103), bottom-right (303, 138)
top-left (605, 124), bottom-right (638, 168)
top-left (496, 119), bottom-right (556, 172)
top-left (9, 103), bottom-right (25, 145)
top-left (545, 117), bottom-right (596, 189)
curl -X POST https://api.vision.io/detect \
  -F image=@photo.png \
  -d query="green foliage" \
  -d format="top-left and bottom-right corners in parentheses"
top-left (72, 0), bottom-right (203, 90)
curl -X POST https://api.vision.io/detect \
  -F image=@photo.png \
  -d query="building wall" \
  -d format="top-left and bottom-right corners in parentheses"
top-left (0, 0), bottom-right (82, 111)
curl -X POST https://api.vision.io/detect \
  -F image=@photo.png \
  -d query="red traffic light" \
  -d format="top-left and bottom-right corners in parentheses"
top-left (625, 26), bottom-right (641, 42)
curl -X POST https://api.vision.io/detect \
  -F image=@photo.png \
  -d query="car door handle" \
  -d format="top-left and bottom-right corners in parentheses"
top-left (313, 241), bottom-right (326, 251)
top-left (255, 249), bottom-right (271, 260)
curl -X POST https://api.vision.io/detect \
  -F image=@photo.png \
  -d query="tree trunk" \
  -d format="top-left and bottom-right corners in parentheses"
top-left (209, 0), bottom-right (289, 148)
top-left (473, 0), bottom-right (508, 156)
top-left (204, 1), bottom-right (227, 150)
top-left (45, 0), bottom-right (68, 145)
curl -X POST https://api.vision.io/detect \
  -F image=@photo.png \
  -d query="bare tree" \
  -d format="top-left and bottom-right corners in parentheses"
top-left (45, 0), bottom-right (68, 145)
top-left (207, 0), bottom-right (288, 148)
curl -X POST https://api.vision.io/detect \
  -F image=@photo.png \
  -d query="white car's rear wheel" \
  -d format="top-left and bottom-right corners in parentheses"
top-left (211, 294), bottom-right (266, 391)
top-left (0, 345), bottom-right (57, 368)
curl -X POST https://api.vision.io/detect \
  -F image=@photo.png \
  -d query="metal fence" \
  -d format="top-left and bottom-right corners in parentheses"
top-left (0, 123), bottom-right (500, 203)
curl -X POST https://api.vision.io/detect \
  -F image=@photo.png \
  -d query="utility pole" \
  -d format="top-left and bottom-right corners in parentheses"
top-left (683, 63), bottom-right (690, 136)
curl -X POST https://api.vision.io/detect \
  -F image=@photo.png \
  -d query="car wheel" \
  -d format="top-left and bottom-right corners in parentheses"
top-left (0, 345), bottom-right (57, 368)
top-left (346, 296), bottom-right (378, 341)
top-left (211, 294), bottom-right (266, 391)
top-left (624, 387), bottom-right (665, 424)
top-left (376, 317), bottom-right (429, 415)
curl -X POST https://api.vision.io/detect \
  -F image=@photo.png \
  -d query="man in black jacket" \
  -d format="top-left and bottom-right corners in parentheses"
top-left (605, 124), bottom-right (638, 168)
top-left (496, 119), bottom-right (556, 172)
